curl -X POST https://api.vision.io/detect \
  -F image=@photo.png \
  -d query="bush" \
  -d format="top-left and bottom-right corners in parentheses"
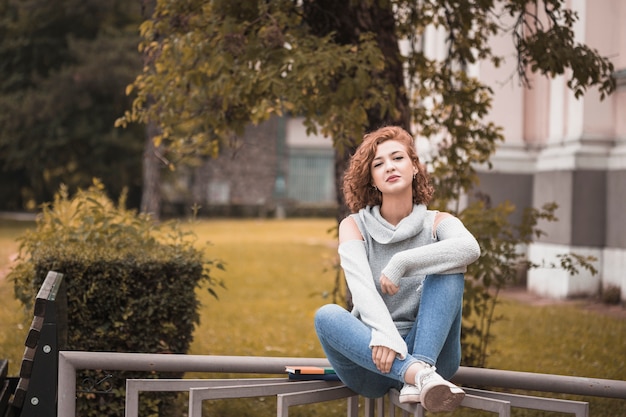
top-left (8, 180), bottom-right (224, 416)
top-left (601, 284), bottom-right (622, 305)
top-left (458, 199), bottom-right (597, 368)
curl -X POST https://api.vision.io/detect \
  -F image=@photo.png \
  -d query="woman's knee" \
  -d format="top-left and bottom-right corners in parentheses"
top-left (423, 273), bottom-right (465, 297)
top-left (425, 273), bottom-right (464, 284)
top-left (314, 304), bottom-right (345, 331)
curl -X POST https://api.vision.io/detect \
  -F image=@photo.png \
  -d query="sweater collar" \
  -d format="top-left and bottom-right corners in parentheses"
top-left (358, 204), bottom-right (427, 244)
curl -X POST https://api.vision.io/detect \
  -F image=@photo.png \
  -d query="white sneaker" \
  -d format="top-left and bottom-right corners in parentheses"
top-left (398, 383), bottom-right (421, 403)
top-left (416, 366), bottom-right (465, 412)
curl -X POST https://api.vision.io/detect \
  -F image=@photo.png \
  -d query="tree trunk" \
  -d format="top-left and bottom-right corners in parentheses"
top-left (140, 120), bottom-right (161, 219)
top-left (304, 0), bottom-right (409, 307)
top-left (138, 0), bottom-right (161, 219)
top-left (304, 0), bottom-right (409, 216)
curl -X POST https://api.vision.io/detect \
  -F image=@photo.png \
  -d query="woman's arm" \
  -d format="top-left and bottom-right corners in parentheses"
top-left (338, 217), bottom-right (408, 359)
top-left (381, 214), bottom-right (481, 287)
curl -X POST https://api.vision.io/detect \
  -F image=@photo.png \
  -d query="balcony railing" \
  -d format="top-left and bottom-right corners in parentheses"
top-left (57, 351), bottom-right (626, 417)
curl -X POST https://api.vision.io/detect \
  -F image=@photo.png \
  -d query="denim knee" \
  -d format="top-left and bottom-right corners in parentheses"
top-left (314, 304), bottom-right (345, 332)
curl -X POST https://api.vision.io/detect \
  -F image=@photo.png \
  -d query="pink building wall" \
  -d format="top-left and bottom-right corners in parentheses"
top-left (474, 0), bottom-right (625, 300)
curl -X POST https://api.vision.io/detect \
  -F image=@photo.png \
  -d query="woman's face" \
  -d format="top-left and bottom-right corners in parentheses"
top-left (370, 139), bottom-right (417, 196)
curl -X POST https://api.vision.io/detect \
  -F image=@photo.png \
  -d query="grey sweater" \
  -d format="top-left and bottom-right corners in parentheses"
top-left (338, 204), bottom-right (480, 358)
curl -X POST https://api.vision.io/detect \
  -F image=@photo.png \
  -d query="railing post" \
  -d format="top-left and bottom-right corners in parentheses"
top-left (125, 379), bottom-right (140, 417)
top-left (57, 352), bottom-right (76, 417)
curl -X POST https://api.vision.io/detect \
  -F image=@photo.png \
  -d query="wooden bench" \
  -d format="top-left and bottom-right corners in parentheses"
top-left (4, 271), bottom-right (64, 417)
top-left (0, 359), bottom-right (17, 417)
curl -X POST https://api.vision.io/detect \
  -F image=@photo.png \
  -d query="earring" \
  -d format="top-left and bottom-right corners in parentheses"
top-left (372, 185), bottom-right (378, 191)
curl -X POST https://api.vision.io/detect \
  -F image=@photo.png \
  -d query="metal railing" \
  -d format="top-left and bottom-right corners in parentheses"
top-left (57, 351), bottom-right (626, 416)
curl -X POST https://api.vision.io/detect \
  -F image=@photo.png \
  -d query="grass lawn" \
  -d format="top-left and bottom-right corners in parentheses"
top-left (187, 218), bottom-right (339, 360)
top-left (1, 217), bottom-right (624, 416)
top-left (0, 220), bottom-right (34, 370)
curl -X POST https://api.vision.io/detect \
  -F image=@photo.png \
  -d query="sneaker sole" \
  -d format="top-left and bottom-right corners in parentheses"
top-left (421, 385), bottom-right (465, 412)
top-left (398, 393), bottom-right (421, 404)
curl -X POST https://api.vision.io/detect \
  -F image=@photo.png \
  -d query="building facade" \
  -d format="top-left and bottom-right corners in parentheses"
top-left (162, 116), bottom-right (336, 218)
top-left (472, 0), bottom-right (626, 300)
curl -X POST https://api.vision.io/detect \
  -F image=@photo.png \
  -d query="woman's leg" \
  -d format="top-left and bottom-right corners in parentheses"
top-left (405, 273), bottom-right (464, 379)
top-left (433, 306), bottom-right (463, 378)
top-left (314, 304), bottom-right (418, 398)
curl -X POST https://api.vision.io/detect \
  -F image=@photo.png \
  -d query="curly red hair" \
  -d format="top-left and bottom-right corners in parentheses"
top-left (342, 126), bottom-right (433, 213)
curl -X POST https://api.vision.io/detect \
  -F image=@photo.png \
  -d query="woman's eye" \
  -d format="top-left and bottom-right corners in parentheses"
top-left (395, 156), bottom-right (403, 161)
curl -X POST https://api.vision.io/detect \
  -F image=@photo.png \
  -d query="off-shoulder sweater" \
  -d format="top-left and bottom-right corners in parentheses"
top-left (338, 204), bottom-right (480, 359)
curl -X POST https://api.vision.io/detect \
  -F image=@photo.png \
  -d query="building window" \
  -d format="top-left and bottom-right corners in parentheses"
top-left (287, 148), bottom-right (335, 203)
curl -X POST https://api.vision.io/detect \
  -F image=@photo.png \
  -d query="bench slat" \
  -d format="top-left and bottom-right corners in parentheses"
top-left (25, 315), bottom-right (44, 348)
top-left (0, 359), bottom-right (7, 380)
top-left (19, 347), bottom-right (36, 379)
top-left (11, 378), bottom-right (29, 410)
top-left (33, 271), bottom-right (64, 316)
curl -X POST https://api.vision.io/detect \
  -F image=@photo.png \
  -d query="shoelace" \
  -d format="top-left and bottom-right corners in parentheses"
top-left (417, 368), bottom-right (440, 389)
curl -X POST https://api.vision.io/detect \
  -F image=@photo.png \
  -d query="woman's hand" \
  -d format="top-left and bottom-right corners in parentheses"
top-left (372, 345), bottom-right (397, 373)
top-left (380, 274), bottom-right (399, 295)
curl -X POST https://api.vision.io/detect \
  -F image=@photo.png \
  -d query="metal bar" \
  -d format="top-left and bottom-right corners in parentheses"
top-left (124, 379), bottom-right (139, 417)
top-left (276, 385), bottom-right (357, 417)
top-left (57, 351), bottom-right (77, 417)
top-left (462, 394), bottom-right (511, 416)
top-left (128, 377), bottom-right (288, 392)
top-left (125, 378), bottom-right (288, 417)
top-left (58, 352), bottom-right (331, 416)
top-left (363, 397), bottom-right (375, 417)
top-left (387, 389), bottom-right (419, 416)
top-left (452, 367), bottom-right (626, 399)
top-left (58, 352), bottom-right (626, 416)
top-left (382, 391), bottom-right (404, 417)
top-left (188, 380), bottom-right (343, 417)
top-left (377, 397), bottom-right (387, 417)
top-left (388, 388), bottom-right (511, 417)
top-left (346, 395), bottom-right (359, 417)
top-left (59, 351), bottom-right (329, 373)
top-left (464, 388), bottom-right (589, 417)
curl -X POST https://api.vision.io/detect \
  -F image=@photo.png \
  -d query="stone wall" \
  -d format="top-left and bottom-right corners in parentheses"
top-left (191, 118), bottom-right (281, 208)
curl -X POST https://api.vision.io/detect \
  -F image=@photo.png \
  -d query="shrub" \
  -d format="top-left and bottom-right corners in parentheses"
top-left (601, 284), bottom-right (622, 305)
top-left (8, 180), bottom-right (224, 416)
top-left (460, 199), bottom-right (597, 367)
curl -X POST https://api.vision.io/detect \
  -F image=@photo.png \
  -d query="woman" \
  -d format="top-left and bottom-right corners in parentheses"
top-left (315, 126), bottom-right (480, 413)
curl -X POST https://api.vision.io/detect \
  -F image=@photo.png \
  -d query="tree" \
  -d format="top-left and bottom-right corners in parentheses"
top-left (119, 0), bottom-right (613, 205)
top-left (118, 0), bottom-right (613, 365)
top-left (0, 0), bottom-right (146, 210)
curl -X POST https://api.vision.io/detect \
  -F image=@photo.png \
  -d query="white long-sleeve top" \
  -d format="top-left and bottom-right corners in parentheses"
top-left (338, 204), bottom-right (480, 359)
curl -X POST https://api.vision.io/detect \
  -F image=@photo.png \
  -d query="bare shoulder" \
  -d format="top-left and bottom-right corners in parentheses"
top-left (339, 216), bottom-right (364, 243)
top-left (433, 211), bottom-right (455, 231)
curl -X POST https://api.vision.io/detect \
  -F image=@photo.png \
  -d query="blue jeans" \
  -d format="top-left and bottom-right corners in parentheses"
top-left (314, 273), bottom-right (464, 398)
